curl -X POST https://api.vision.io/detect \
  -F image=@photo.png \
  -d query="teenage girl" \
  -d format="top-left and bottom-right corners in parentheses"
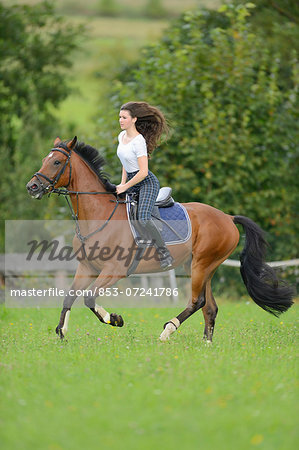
top-left (116, 101), bottom-right (173, 269)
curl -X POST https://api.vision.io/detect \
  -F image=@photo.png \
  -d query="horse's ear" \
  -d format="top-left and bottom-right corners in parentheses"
top-left (54, 136), bottom-right (61, 147)
top-left (68, 136), bottom-right (77, 150)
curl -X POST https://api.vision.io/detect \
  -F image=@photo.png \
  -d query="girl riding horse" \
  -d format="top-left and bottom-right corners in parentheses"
top-left (116, 101), bottom-right (173, 270)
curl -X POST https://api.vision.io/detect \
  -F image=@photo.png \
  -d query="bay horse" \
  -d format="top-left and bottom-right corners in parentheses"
top-left (26, 137), bottom-right (294, 342)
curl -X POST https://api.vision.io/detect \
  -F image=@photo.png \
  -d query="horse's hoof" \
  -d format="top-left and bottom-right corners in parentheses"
top-left (55, 326), bottom-right (65, 339)
top-left (159, 332), bottom-right (169, 342)
top-left (110, 313), bottom-right (124, 327)
top-left (159, 322), bottom-right (176, 341)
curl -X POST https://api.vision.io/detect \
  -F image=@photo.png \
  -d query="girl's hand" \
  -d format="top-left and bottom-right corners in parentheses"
top-left (116, 184), bottom-right (127, 194)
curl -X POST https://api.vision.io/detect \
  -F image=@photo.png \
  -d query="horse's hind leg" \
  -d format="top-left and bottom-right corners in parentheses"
top-left (159, 261), bottom-right (207, 341)
top-left (202, 278), bottom-right (218, 343)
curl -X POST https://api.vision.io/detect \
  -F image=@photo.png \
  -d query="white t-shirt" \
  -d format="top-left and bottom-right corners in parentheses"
top-left (117, 131), bottom-right (147, 173)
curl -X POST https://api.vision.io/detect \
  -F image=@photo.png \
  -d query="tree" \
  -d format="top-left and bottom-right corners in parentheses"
top-left (232, 0), bottom-right (299, 88)
top-left (0, 2), bottom-right (83, 249)
top-left (98, 3), bottom-right (298, 261)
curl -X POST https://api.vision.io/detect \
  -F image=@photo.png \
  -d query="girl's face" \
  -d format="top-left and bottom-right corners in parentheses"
top-left (119, 109), bottom-right (136, 130)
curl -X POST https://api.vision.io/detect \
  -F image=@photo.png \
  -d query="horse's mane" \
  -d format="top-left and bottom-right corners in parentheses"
top-left (58, 140), bottom-right (116, 192)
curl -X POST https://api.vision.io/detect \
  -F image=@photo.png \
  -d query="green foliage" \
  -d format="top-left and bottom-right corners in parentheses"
top-left (144, 0), bottom-right (167, 19)
top-left (0, 1), bottom-right (83, 249)
top-left (98, 3), bottom-right (299, 261)
top-left (230, 0), bottom-right (299, 88)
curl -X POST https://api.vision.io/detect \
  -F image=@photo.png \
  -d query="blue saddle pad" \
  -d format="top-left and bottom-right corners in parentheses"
top-left (126, 201), bottom-right (192, 245)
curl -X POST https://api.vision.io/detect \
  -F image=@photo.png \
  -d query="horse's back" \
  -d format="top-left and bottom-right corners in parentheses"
top-left (183, 202), bottom-right (240, 258)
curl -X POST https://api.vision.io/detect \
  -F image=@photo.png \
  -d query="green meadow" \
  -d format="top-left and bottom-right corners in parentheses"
top-left (0, 302), bottom-right (298, 450)
top-left (1, 2), bottom-right (298, 449)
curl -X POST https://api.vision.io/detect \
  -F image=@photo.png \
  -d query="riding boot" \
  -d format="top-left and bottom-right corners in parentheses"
top-left (139, 219), bottom-right (174, 270)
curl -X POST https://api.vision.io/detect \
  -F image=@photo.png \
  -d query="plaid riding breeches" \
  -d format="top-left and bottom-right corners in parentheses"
top-left (126, 170), bottom-right (160, 225)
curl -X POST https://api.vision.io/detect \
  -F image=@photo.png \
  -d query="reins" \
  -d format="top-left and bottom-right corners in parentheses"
top-left (32, 145), bottom-right (122, 246)
top-left (62, 192), bottom-right (120, 244)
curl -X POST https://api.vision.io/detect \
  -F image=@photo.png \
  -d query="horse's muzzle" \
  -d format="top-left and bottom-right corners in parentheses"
top-left (26, 178), bottom-right (45, 200)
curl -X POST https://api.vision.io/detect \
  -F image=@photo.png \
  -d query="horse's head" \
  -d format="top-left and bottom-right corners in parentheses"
top-left (26, 136), bottom-right (77, 199)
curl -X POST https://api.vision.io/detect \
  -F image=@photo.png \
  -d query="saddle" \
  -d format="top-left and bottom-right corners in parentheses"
top-left (126, 187), bottom-right (191, 276)
top-left (155, 187), bottom-right (175, 208)
top-left (128, 187), bottom-right (174, 230)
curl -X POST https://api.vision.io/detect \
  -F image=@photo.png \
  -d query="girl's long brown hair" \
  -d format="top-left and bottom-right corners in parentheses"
top-left (120, 101), bottom-right (169, 156)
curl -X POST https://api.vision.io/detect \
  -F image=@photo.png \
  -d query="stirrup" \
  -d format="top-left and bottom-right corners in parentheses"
top-left (157, 248), bottom-right (174, 270)
top-left (135, 237), bottom-right (155, 247)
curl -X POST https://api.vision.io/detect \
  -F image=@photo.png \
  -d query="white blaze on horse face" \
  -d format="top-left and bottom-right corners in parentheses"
top-left (48, 152), bottom-right (54, 158)
top-left (61, 310), bottom-right (70, 336)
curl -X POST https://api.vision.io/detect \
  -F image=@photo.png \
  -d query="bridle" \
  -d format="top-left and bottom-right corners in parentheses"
top-left (34, 146), bottom-right (72, 191)
top-left (31, 144), bottom-right (126, 248)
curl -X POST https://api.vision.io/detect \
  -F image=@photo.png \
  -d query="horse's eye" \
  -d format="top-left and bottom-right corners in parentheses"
top-left (54, 160), bottom-right (61, 166)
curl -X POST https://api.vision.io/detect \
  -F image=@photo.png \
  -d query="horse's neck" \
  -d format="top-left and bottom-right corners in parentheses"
top-left (69, 158), bottom-right (112, 221)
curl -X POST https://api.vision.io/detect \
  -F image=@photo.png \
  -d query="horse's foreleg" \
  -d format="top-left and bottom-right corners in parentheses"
top-left (56, 264), bottom-right (96, 339)
top-left (202, 279), bottom-right (218, 343)
top-left (84, 270), bottom-right (125, 328)
top-left (160, 263), bottom-right (207, 341)
top-left (84, 296), bottom-right (124, 327)
top-left (56, 295), bottom-right (76, 339)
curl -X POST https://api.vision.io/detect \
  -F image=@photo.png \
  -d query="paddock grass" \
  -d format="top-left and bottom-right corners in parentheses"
top-left (0, 302), bottom-right (298, 450)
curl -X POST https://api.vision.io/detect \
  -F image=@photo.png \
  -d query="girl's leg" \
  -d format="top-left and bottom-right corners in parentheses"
top-left (137, 172), bottom-right (173, 269)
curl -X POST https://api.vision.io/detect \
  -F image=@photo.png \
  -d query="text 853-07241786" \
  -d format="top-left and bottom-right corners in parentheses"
top-left (96, 287), bottom-right (178, 297)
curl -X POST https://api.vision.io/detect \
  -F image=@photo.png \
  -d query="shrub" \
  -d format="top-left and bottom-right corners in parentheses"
top-left (99, 3), bottom-right (298, 262)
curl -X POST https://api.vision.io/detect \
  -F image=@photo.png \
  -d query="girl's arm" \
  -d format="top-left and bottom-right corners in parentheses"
top-left (116, 156), bottom-right (148, 194)
top-left (121, 167), bottom-right (127, 184)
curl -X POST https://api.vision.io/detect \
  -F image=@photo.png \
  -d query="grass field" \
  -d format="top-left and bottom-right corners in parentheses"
top-left (0, 302), bottom-right (298, 450)
top-left (1, 2), bottom-right (298, 448)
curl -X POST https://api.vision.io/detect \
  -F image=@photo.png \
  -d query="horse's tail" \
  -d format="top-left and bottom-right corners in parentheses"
top-left (233, 215), bottom-right (294, 317)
